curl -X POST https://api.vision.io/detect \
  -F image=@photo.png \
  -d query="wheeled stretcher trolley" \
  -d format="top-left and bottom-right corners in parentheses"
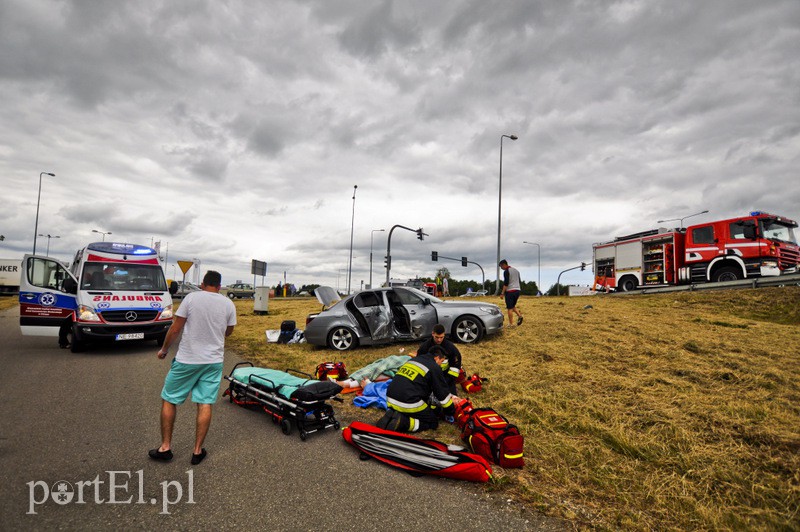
top-left (223, 362), bottom-right (343, 440)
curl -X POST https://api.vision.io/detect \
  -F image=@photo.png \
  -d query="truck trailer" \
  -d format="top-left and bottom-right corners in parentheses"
top-left (0, 258), bottom-right (21, 294)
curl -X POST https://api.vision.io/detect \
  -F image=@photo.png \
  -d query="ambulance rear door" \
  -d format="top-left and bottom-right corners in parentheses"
top-left (19, 255), bottom-right (78, 337)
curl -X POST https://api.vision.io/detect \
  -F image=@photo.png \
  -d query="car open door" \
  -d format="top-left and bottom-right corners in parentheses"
top-left (392, 287), bottom-right (437, 338)
top-left (19, 254), bottom-right (78, 337)
top-left (351, 291), bottom-right (393, 341)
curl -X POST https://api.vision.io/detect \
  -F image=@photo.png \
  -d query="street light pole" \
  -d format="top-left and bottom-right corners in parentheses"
top-left (495, 134), bottom-right (518, 294)
top-left (369, 228), bottom-right (385, 289)
top-left (347, 185), bottom-right (358, 295)
top-left (523, 241), bottom-right (541, 294)
top-left (92, 229), bottom-right (112, 241)
top-left (38, 234), bottom-right (60, 256)
top-left (33, 172), bottom-right (55, 254)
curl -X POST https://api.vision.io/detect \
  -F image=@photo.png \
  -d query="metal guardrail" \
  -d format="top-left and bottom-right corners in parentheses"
top-left (624, 272), bottom-right (800, 295)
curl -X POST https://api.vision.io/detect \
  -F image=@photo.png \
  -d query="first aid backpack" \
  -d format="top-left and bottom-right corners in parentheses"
top-left (315, 361), bottom-right (348, 381)
top-left (461, 408), bottom-right (524, 468)
top-left (277, 320), bottom-right (297, 344)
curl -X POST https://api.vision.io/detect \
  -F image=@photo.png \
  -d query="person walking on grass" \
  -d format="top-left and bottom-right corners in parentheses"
top-left (499, 259), bottom-right (523, 327)
top-left (149, 270), bottom-right (236, 465)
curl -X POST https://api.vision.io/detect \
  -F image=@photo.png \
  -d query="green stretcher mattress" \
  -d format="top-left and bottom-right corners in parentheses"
top-left (230, 367), bottom-right (341, 402)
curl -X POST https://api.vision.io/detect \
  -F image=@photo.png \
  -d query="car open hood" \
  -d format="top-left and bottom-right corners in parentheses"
top-left (313, 286), bottom-right (342, 309)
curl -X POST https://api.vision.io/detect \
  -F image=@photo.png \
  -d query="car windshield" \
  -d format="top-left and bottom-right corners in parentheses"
top-left (760, 220), bottom-right (798, 244)
top-left (82, 262), bottom-right (168, 291)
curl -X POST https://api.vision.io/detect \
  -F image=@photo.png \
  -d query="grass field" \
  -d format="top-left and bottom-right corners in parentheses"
top-left (226, 288), bottom-right (800, 530)
top-left (4, 288), bottom-right (798, 529)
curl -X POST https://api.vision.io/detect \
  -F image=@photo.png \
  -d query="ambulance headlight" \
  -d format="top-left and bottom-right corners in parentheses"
top-left (159, 305), bottom-right (173, 320)
top-left (78, 305), bottom-right (101, 322)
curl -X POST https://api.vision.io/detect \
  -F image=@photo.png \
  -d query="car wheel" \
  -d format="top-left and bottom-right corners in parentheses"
top-left (452, 316), bottom-right (484, 344)
top-left (327, 326), bottom-right (358, 351)
top-left (712, 266), bottom-right (742, 283)
top-left (228, 292), bottom-right (236, 300)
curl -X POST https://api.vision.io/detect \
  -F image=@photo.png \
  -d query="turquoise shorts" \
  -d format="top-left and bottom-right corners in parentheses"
top-left (161, 360), bottom-right (224, 405)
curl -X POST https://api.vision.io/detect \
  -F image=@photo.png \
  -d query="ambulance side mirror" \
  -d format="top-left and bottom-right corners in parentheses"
top-left (63, 277), bottom-right (78, 295)
top-left (169, 281), bottom-right (179, 295)
top-left (743, 225), bottom-right (757, 240)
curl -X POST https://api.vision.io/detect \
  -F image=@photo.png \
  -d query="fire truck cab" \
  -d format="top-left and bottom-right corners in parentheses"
top-left (593, 212), bottom-right (799, 292)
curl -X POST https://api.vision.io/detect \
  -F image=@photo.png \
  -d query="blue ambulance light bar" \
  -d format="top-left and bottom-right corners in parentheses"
top-left (87, 242), bottom-right (157, 255)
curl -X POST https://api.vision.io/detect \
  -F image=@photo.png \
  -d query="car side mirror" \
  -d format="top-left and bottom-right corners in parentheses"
top-left (422, 298), bottom-right (430, 306)
top-left (169, 281), bottom-right (178, 295)
top-left (63, 277), bottom-right (78, 295)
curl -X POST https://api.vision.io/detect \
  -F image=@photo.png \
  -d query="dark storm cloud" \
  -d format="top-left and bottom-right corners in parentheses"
top-left (2, 0), bottom-right (797, 290)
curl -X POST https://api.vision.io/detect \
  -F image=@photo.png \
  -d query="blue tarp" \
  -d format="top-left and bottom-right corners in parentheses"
top-left (353, 380), bottom-right (391, 410)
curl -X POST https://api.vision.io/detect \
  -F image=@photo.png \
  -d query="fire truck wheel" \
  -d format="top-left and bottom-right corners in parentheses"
top-left (712, 266), bottom-right (742, 283)
top-left (618, 276), bottom-right (638, 292)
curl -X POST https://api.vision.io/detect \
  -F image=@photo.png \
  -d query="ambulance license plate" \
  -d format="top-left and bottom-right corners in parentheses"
top-left (116, 333), bottom-right (145, 341)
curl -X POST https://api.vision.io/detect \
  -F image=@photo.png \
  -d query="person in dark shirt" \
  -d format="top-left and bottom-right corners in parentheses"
top-left (415, 323), bottom-right (462, 395)
top-left (376, 346), bottom-right (455, 433)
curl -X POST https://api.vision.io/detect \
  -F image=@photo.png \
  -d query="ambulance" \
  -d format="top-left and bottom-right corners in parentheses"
top-left (19, 242), bottom-right (178, 352)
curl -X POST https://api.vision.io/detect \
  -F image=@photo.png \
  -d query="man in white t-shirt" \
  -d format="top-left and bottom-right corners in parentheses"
top-left (149, 270), bottom-right (236, 465)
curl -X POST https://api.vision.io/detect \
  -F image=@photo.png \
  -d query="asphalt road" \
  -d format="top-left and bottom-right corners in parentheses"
top-left (0, 306), bottom-right (566, 531)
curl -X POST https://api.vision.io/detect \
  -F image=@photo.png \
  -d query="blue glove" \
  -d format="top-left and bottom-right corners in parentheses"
top-left (445, 415), bottom-right (455, 424)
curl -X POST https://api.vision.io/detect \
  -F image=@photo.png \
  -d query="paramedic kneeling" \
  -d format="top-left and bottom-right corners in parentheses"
top-left (149, 270), bottom-right (237, 465)
top-left (377, 346), bottom-right (455, 433)
top-left (414, 323), bottom-right (462, 395)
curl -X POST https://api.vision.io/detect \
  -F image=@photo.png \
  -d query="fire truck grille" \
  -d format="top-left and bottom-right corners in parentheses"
top-left (778, 247), bottom-right (800, 268)
top-left (101, 310), bottom-right (159, 323)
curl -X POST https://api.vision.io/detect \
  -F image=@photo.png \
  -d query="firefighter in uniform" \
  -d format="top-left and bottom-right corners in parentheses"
top-left (414, 323), bottom-right (462, 395)
top-left (377, 346), bottom-right (455, 433)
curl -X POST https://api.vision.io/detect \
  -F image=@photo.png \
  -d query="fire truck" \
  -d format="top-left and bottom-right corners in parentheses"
top-left (592, 212), bottom-right (800, 292)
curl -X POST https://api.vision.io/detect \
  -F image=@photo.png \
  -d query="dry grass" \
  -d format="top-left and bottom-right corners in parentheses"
top-left (0, 295), bottom-right (18, 311)
top-left (6, 288), bottom-right (797, 529)
top-left (224, 289), bottom-right (800, 530)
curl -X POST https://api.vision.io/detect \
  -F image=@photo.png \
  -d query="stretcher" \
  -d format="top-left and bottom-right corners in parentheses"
top-left (223, 362), bottom-right (343, 440)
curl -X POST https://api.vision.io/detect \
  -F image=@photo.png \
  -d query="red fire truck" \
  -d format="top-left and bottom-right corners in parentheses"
top-left (592, 212), bottom-right (800, 292)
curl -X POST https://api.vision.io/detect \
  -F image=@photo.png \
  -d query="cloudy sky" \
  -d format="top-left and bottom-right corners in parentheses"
top-left (2, 0), bottom-right (798, 293)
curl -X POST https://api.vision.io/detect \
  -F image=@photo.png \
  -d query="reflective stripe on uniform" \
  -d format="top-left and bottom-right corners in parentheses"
top-left (387, 397), bottom-right (427, 413)
top-left (408, 418), bottom-right (419, 432)
top-left (447, 367), bottom-right (460, 378)
top-left (440, 393), bottom-right (454, 409)
top-left (395, 360), bottom-right (429, 382)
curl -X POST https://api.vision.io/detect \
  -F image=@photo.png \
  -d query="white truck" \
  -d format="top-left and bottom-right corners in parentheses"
top-left (0, 258), bottom-right (21, 294)
top-left (19, 242), bottom-right (178, 352)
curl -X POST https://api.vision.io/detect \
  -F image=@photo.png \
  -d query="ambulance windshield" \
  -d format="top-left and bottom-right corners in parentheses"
top-left (81, 262), bottom-right (168, 291)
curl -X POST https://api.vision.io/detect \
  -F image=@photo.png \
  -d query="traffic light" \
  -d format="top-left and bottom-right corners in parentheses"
top-left (384, 255), bottom-right (391, 269)
top-left (581, 262), bottom-right (587, 271)
top-left (461, 256), bottom-right (468, 267)
top-left (417, 228), bottom-right (424, 241)
top-left (432, 251), bottom-right (438, 261)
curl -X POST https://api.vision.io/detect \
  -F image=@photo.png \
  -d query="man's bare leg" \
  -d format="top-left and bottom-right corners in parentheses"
top-left (159, 400), bottom-right (177, 452)
top-left (194, 404), bottom-right (213, 455)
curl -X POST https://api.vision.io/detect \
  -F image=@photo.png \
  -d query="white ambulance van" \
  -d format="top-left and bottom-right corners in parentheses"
top-left (19, 242), bottom-right (178, 352)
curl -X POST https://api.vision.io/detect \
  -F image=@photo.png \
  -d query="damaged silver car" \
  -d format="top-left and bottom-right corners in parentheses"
top-left (304, 286), bottom-right (504, 351)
